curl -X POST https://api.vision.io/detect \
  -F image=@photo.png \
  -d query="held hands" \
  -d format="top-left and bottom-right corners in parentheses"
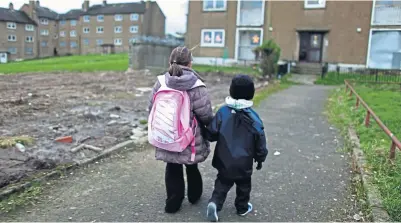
top-left (256, 161), bottom-right (262, 170)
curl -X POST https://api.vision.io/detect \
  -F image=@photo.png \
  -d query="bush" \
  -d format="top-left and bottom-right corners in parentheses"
top-left (253, 39), bottom-right (281, 78)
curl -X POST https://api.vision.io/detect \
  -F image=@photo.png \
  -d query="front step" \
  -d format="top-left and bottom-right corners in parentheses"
top-left (292, 63), bottom-right (322, 75)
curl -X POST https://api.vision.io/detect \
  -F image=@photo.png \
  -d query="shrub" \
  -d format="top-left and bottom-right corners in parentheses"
top-left (253, 39), bottom-right (281, 79)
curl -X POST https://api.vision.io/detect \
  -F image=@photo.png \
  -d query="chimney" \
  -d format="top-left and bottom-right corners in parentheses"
top-left (102, 0), bottom-right (107, 6)
top-left (145, 0), bottom-right (151, 9)
top-left (9, 2), bottom-right (14, 10)
top-left (36, 1), bottom-right (40, 6)
top-left (82, 0), bottom-right (90, 11)
top-left (29, 0), bottom-right (35, 8)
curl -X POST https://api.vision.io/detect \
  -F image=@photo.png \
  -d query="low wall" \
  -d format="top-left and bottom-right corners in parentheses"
top-left (129, 37), bottom-right (180, 71)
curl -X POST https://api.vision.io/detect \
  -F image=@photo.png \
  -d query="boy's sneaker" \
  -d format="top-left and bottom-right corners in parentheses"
top-left (238, 203), bottom-right (253, 216)
top-left (206, 202), bottom-right (219, 222)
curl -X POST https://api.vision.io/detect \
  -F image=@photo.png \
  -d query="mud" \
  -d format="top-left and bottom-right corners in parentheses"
top-left (0, 70), bottom-right (238, 189)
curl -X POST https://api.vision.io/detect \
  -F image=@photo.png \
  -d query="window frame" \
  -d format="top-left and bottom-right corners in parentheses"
top-left (83, 15), bottom-right (90, 22)
top-left (70, 30), bottom-right (77, 37)
top-left (25, 36), bottom-right (34, 43)
top-left (60, 20), bottom-right (66, 25)
top-left (25, 47), bottom-right (33, 55)
top-left (40, 29), bottom-right (49, 36)
top-left (8, 47), bottom-right (17, 55)
top-left (96, 39), bottom-right (103, 46)
top-left (70, 41), bottom-right (78, 48)
top-left (60, 41), bottom-right (66, 47)
top-left (115, 14), bottom-right (123, 21)
top-left (83, 38), bottom-right (90, 46)
top-left (70, 20), bottom-right (77, 26)
top-left (7, 22), bottom-right (17, 29)
top-left (130, 13), bottom-right (139, 21)
top-left (97, 15), bottom-right (104, 22)
top-left (304, 0), bottom-right (326, 9)
top-left (130, 26), bottom-right (139, 33)
top-left (60, 31), bottom-right (66, 37)
top-left (200, 29), bottom-right (225, 47)
top-left (40, 18), bottom-right (49, 25)
top-left (25, 24), bottom-right (34, 31)
top-left (41, 41), bottom-right (48, 47)
top-left (203, 0), bottom-right (227, 12)
top-left (97, 26), bottom-right (104, 33)
top-left (83, 27), bottom-right (90, 34)
top-left (7, 35), bottom-right (17, 42)
top-left (114, 26), bottom-right (123, 33)
top-left (114, 38), bottom-right (123, 46)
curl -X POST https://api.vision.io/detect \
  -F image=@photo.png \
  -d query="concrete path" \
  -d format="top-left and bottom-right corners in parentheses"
top-left (0, 85), bottom-right (359, 222)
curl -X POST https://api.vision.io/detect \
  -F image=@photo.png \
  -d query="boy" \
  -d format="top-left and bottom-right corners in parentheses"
top-left (206, 74), bottom-right (268, 222)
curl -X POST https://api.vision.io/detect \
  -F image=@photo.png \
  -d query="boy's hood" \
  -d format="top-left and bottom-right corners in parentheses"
top-left (225, 96), bottom-right (253, 110)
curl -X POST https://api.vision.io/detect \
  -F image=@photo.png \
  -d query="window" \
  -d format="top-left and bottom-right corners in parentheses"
top-left (84, 38), bottom-right (89, 46)
top-left (203, 0), bottom-right (226, 11)
top-left (41, 29), bottom-right (49, 36)
top-left (114, 38), bottom-right (122, 46)
top-left (60, 31), bottom-right (66, 37)
top-left (70, 20), bottom-right (77, 26)
top-left (70, 30), bottom-right (77, 37)
top-left (130, 26), bottom-right (139, 33)
top-left (8, 35), bottom-right (17, 42)
top-left (115, 14), bottom-right (123, 21)
top-left (97, 26), bottom-right (104, 33)
top-left (26, 36), bottom-right (34, 43)
top-left (130, 13), bottom-right (139, 21)
top-left (25, 47), bottom-right (33, 55)
top-left (8, 47), bottom-right (17, 55)
top-left (71, 41), bottom-right (77, 48)
top-left (40, 18), bottom-right (49, 25)
top-left (83, 15), bottom-right (90, 22)
top-left (60, 20), bottom-right (66, 25)
top-left (25, 24), bottom-right (34, 31)
top-left (97, 15), bottom-right (104, 22)
top-left (7, 22), bottom-right (17, 29)
top-left (304, 0), bottom-right (326, 9)
top-left (201, 29), bottom-right (225, 47)
top-left (114, 26), bottom-right (122, 33)
top-left (60, 41), bottom-right (66, 47)
top-left (41, 41), bottom-right (47, 47)
top-left (96, 39), bottom-right (103, 45)
top-left (83, 27), bottom-right (90, 33)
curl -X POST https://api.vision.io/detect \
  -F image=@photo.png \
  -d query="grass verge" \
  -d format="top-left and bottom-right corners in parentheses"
top-left (0, 183), bottom-right (42, 214)
top-left (315, 72), bottom-right (401, 85)
top-left (0, 136), bottom-right (34, 149)
top-left (253, 79), bottom-right (292, 107)
top-left (326, 85), bottom-right (401, 221)
top-left (0, 54), bottom-right (260, 76)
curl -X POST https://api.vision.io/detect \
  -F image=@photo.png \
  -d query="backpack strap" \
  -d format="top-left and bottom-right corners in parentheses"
top-left (157, 75), bottom-right (167, 88)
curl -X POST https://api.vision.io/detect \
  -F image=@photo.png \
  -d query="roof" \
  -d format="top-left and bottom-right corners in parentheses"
top-left (59, 9), bottom-right (83, 20)
top-left (0, 7), bottom-right (36, 24)
top-left (82, 2), bottom-right (146, 16)
top-left (35, 5), bottom-right (59, 20)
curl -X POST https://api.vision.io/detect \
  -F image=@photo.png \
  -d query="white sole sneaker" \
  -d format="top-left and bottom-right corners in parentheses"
top-left (238, 203), bottom-right (253, 216)
top-left (206, 202), bottom-right (219, 222)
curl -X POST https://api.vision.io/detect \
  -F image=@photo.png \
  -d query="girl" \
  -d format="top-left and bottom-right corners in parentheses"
top-left (148, 46), bottom-right (214, 213)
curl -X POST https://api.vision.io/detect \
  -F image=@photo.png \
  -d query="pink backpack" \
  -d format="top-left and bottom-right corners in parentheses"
top-left (148, 75), bottom-right (205, 162)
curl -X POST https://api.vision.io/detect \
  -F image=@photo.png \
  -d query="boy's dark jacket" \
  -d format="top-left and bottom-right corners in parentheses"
top-left (206, 100), bottom-right (268, 179)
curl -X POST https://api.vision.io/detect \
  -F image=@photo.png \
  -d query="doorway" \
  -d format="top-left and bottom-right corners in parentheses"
top-left (299, 32), bottom-right (324, 63)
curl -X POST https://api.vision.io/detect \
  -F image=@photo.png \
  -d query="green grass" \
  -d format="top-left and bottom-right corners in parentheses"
top-left (0, 183), bottom-right (42, 213)
top-left (315, 72), bottom-right (401, 85)
top-left (0, 136), bottom-right (34, 149)
top-left (253, 79), bottom-right (293, 107)
top-left (0, 53), bottom-right (260, 76)
top-left (0, 54), bottom-right (129, 74)
top-left (326, 84), bottom-right (401, 221)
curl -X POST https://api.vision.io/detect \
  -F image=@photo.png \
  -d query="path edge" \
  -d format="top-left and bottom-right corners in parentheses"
top-left (0, 139), bottom-right (141, 201)
top-left (348, 127), bottom-right (391, 222)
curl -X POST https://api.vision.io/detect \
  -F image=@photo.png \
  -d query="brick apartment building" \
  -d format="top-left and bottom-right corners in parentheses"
top-left (187, 0), bottom-right (401, 71)
top-left (0, 0), bottom-right (165, 61)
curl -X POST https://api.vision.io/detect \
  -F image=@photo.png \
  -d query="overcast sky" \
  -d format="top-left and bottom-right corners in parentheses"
top-left (0, 0), bottom-right (188, 34)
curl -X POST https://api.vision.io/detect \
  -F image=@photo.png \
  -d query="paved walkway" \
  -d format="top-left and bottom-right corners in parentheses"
top-left (1, 85), bottom-right (359, 222)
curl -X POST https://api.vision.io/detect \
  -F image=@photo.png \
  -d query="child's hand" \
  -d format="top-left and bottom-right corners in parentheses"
top-left (256, 162), bottom-right (262, 170)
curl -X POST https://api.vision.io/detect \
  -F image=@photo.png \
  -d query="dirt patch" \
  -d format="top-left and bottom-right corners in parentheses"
top-left (0, 70), bottom-right (239, 189)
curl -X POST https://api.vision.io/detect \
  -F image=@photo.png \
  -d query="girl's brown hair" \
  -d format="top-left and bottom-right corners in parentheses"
top-left (168, 46), bottom-right (192, 77)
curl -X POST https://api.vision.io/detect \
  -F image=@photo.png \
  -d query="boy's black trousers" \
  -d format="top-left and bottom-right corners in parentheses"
top-left (165, 163), bottom-right (203, 213)
top-left (209, 173), bottom-right (252, 214)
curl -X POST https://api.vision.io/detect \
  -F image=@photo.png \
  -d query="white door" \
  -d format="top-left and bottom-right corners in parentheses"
top-left (0, 53), bottom-right (7, 63)
top-left (237, 30), bottom-right (262, 61)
